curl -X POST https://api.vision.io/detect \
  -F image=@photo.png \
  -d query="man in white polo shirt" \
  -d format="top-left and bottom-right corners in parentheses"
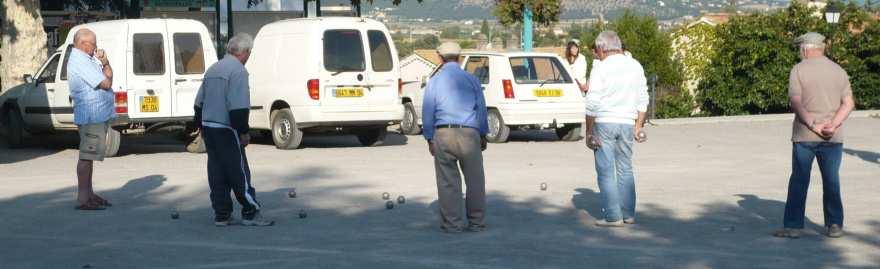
top-left (584, 31), bottom-right (650, 227)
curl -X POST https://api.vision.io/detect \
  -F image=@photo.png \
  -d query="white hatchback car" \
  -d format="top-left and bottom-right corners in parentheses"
top-left (400, 51), bottom-right (586, 142)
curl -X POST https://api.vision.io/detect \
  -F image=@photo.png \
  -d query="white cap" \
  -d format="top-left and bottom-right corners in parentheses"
top-left (795, 32), bottom-right (826, 46)
top-left (437, 42), bottom-right (462, 57)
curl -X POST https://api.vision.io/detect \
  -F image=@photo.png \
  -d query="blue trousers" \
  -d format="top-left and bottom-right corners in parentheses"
top-left (783, 142), bottom-right (844, 229)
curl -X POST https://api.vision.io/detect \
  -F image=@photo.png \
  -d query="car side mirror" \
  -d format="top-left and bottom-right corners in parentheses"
top-left (23, 74), bottom-right (34, 84)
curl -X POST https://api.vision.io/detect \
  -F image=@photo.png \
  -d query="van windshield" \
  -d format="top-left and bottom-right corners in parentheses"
top-left (324, 30), bottom-right (366, 72)
top-left (508, 57), bottom-right (572, 84)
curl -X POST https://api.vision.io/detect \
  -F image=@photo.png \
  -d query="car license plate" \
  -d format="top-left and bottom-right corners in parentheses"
top-left (140, 96), bottom-right (158, 112)
top-left (534, 89), bottom-right (562, 97)
top-left (334, 88), bottom-right (364, 98)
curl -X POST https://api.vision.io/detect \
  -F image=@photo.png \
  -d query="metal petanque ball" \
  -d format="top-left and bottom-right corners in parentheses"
top-left (298, 210), bottom-right (308, 219)
top-left (385, 200), bottom-right (395, 210)
top-left (171, 209), bottom-right (180, 219)
top-left (288, 190), bottom-right (297, 198)
top-left (540, 183), bottom-right (548, 191)
top-left (638, 131), bottom-right (647, 142)
top-left (397, 195), bottom-right (406, 204)
top-left (382, 192), bottom-right (391, 200)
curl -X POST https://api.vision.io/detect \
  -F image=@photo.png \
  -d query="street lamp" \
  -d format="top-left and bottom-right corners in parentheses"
top-left (825, 5), bottom-right (841, 24)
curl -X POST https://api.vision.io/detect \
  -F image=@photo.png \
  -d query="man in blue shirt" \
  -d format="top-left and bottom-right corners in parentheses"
top-left (422, 42), bottom-right (489, 233)
top-left (67, 28), bottom-right (115, 210)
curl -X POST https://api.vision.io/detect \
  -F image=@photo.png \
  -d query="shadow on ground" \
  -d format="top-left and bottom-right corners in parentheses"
top-left (251, 131), bottom-right (410, 149)
top-left (844, 148), bottom-right (880, 165)
top-left (0, 171), bottom-right (877, 268)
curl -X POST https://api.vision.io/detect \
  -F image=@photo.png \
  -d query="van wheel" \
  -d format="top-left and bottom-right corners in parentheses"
top-left (4, 108), bottom-right (25, 148)
top-left (271, 108), bottom-right (303, 150)
top-left (357, 127), bottom-right (387, 147)
top-left (556, 124), bottom-right (583, 141)
top-left (185, 132), bottom-right (207, 153)
top-left (105, 128), bottom-right (121, 157)
top-left (399, 102), bottom-right (421, 135)
top-left (486, 109), bottom-right (509, 143)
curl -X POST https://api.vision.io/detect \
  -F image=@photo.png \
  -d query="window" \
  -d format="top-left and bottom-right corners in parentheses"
top-left (464, 56), bottom-right (490, 84)
top-left (38, 54), bottom-right (61, 84)
top-left (323, 30), bottom-right (365, 72)
top-left (367, 30), bottom-right (393, 72)
top-left (173, 33), bottom-right (205, 75)
top-left (60, 45), bottom-right (73, 81)
top-left (508, 57), bottom-right (572, 84)
top-left (133, 33), bottom-right (165, 75)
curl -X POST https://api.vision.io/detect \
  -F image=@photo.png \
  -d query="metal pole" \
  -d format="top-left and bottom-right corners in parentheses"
top-left (226, 0), bottom-right (234, 38)
top-left (315, 0), bottom-right (322, 16)
top-left (303, 0), bottom-right (309, 17)
top-left (522, 6), bottom-right (533, 52)
top-left (215, 0), bottom-right (223, 57)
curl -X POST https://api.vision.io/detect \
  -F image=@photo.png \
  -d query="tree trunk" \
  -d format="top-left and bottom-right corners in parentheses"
top-left (1, 0), bottom-right (47, 92)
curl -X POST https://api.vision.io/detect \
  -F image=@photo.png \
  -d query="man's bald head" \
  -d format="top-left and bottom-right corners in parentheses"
top-left (73, 28), bottom-right (97, 56)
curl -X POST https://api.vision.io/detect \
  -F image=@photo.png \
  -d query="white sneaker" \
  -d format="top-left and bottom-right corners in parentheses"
top-left (242, 213), bottom-right (275, 226)
top-left (595, 219), bottom-right (624, 227)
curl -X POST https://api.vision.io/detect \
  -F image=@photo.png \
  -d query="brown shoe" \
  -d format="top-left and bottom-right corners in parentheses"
top-left (772, 228), bottom-right (802, 239)
top-left (826, 225), bottom-right (843, 238)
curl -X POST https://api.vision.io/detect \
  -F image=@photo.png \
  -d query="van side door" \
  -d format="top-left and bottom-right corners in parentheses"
top-left (168, 25), bottom-right (215, 118)
top-left (127, 20), bottom-right (173, 119)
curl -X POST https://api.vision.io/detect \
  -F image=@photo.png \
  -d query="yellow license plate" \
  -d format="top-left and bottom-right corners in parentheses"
top-left (534, 89), bottom-right (563, 97)
top-left (334, 88), bottom-right (364, 97)
top-left (140, 96), bottom-right (158, 112)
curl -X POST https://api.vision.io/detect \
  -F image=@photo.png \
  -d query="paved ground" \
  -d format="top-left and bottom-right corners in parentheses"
top-left (1, 116), bottom-right (878, 268)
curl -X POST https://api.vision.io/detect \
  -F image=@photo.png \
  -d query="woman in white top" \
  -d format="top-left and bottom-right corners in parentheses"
top-left (565, 40), bottom-right (589, 93)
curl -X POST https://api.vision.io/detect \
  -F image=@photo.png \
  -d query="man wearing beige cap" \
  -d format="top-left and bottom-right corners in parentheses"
top-left (422, 42), bottom-right (489, 233)
top-left (774, 32), bottom-right (855, 239)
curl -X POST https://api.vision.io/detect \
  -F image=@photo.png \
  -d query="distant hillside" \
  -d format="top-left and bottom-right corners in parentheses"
top-left (366, 0), bottom-right (797, 21)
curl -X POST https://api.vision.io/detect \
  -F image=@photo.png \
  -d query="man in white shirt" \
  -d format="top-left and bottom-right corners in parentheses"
top-left (584, 31), bottom-right (650, 227)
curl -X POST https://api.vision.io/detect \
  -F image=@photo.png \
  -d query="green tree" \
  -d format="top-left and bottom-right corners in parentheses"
top-left (698, 3), bottom-right (823, 115)
top-left (480, 19), bottom-right (491, 40)
top-left (493, 0), bottom-right (561, 27)
top-left (611, 10), bottom-right (683, 94)
top-left (440, 26), bottom-right (462, 39)
top-left (668, 22), bottom-right (719, 117)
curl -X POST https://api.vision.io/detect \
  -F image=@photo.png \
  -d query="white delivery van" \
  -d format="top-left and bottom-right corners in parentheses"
top-left (400, 51), bottom-right (586, 143)
top-left (247, 17), bottom-right (404, 149)
top-left (0, 19), bottom-right (217, 155)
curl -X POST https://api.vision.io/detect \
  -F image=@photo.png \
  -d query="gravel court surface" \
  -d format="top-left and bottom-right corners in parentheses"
top-left (0, 117), bottom-right (878, 268)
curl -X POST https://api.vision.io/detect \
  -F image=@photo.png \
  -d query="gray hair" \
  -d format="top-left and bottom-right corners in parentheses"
top-left (226, 33), bottom-right (254, 54)
top-left (594, 31), bottom-right (622, 52)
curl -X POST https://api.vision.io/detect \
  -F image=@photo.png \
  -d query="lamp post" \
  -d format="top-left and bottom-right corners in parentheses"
top-left (825, 5), bottom-right (841, 25)
top-left (825, 5), bottom-right (841, 59)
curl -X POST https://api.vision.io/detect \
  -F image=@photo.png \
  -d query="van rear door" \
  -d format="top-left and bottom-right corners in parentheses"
top-left (364, 30), bottom-right (399, 110)
top-left (127, 20), bottom-right (172, 119)
top-left (168, 23), bottom-right (215, 117)
top-left (320, 29), bottom-right (371, 111)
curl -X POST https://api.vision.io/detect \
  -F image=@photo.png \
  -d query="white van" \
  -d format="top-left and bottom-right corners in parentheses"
top-left (0, 19), bottom-right (218, 155)
top-left (400, 51), bottom-right (586, 143)
top-left (247, 17), bottom-right (403, 149)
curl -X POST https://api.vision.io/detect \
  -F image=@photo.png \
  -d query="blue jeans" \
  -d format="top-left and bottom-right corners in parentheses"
top-left (593, 123), bottom-right (636, 222)
top-left (783, 142), bottom-right (844, 229)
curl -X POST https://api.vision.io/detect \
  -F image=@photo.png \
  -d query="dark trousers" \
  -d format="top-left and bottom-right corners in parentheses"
top-left (432, 128), bottom-right (486, 229)
top-left (783, 142), bottom-right (844, 229)
top-left (202, 125), bottom-right (261, 219)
